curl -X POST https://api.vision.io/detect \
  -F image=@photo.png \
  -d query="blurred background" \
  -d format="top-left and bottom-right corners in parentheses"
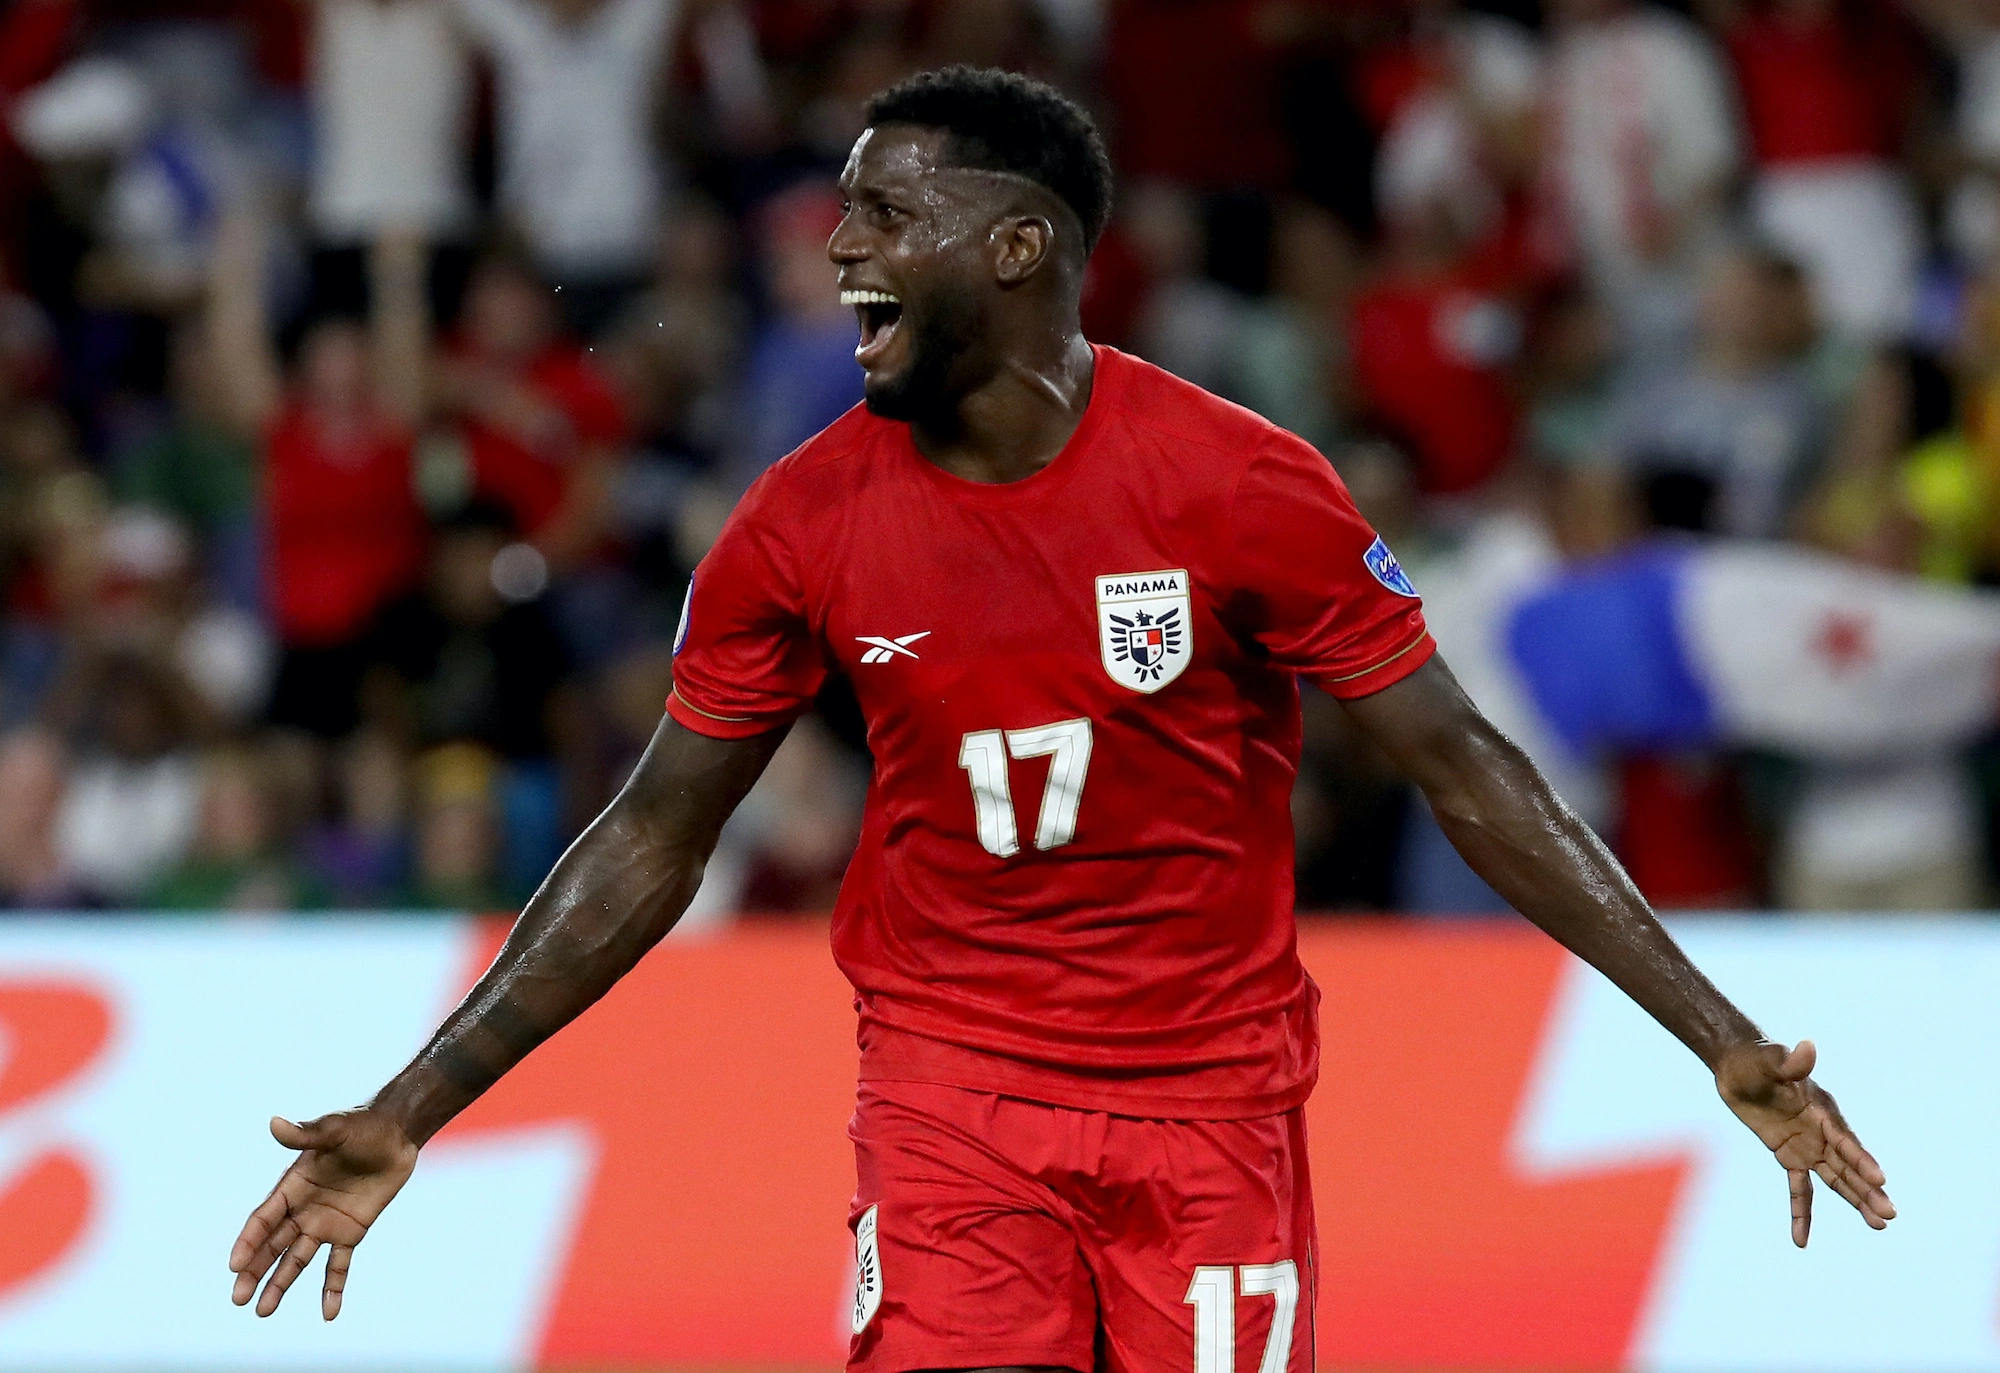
top-left (10, 0), bottom-right (2000, 917)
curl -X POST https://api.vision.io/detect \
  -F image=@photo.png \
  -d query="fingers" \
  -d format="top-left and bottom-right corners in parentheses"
top-left (1833, 1124), bottom-right (1889, 1189)
top-left (1789, 1167), bottom-right (1812, 1247)
top-left (231, 1214), bottom-right (299, 1305)
top-left (1817, 1158), bottom-right (1895, 1228)
top-left (1808, 1141), bottom-right (1896, 1227)
top-left (323, 1246), bottom-right (353, 1321)
top-left (229, 1182), bottom-right (290, 1273)
top-left (1810, 1088), bottom-right (1895, 1221)
top-left (1813, 1159), bottom-right (1873, 1219)
top-left (256, 1233), bottom-right (321, 1318)
top-left (1778, 1039), bottom-right (1816, 1082)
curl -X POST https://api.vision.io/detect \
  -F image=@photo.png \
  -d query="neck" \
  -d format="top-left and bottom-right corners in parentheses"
top-left (910, 328), bottom-right (1095, 484)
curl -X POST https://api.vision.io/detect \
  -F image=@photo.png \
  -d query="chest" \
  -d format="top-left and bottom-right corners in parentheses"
top-left (808, 485), bottom-right (1240, 735)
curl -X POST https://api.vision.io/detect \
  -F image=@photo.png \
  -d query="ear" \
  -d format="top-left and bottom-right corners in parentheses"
top-left (994, 216), bottom-right (1055, 286)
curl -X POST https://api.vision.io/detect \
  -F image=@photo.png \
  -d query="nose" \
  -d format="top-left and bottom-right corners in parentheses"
top-left (828, 212), bottom-right (867, 265)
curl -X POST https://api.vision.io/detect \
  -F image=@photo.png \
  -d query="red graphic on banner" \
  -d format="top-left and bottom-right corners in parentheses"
top-left (1309, 925), bottom-right (1690, 1369)
top-left (436, 922), bottom-right (862, 1367)
top-left (0, 983), bottom-right (114, 1302)
top-left (435, 921), bottom-right (1686, 1370)
top-left (0, 1151), bottom-right (92, 1297)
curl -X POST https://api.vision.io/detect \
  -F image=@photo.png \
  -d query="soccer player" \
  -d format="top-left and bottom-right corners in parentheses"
top-left (229, 68), bottom-right (1894, 1371)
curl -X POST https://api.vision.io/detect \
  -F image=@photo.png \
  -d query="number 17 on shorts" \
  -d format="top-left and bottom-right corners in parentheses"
top-left (1185, 1262), bottom-right (1302, 1373)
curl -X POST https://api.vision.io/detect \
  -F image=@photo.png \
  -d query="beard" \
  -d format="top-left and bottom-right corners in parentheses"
top-left (862, 279), bottom-right (987, 423)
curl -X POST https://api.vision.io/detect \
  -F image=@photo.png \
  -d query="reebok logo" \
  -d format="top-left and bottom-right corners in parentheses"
top-left (857, 632), bottom-right (930, 664)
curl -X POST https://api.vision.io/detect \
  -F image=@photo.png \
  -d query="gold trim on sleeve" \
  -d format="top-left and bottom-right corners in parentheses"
top-left (668, 689), bottom-right (757, 724)
top-left (1322, 628), bottom-right (1432, 684)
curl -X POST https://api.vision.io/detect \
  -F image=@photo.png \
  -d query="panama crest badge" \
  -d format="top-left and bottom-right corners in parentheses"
top-left (1096, 568), bottom-right (1193, 693)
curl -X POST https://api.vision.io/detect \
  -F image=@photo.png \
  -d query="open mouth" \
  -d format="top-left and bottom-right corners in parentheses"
top-left (842, 289), bottom-right (903, 367)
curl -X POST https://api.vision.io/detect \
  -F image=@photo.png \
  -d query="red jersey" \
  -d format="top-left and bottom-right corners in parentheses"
top-left (668, 347), bottom-right (1435, 1118)
top-left (457, 346), bottom-right (626, 537)
top-left (1350, 273), bottom-right (1520, 495)
top-left (1726, 10), bottom-right (1914, 167)
top-left (263, 402), bottom-right (425, 647)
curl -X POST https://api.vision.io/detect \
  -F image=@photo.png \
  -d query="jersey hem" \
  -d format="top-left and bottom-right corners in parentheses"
top-left (855, 1340), bottom-right (1094, 1373)
top-left (857, 1020), bottom-right (1318, 1121)
top-left (856, 1066), bottom-right (1316, 1121)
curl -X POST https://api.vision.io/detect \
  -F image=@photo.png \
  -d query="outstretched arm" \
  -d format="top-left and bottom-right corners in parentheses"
top-left (367, 227), bottom-right (432, 430)
top-left (229, 716), bottom-right (787, 1318)
top-left (205, 208), bottom-right (284, 437)
top-left (1341, 656), bottom-right (1894, 1245)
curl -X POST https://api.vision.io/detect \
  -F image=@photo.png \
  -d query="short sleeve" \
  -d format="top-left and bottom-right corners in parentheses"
top-left (665, 479), bottom-right (826, 738)
top-left (1225, 432), bottom-right (1435, 698)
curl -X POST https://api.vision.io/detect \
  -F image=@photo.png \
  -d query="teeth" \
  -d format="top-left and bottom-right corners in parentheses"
top-left (841, 290), bottom-right (900, 306)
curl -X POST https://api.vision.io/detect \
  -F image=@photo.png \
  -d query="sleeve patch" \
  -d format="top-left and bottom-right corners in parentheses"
top-left (1364, 536), bottom-right (1419, 597)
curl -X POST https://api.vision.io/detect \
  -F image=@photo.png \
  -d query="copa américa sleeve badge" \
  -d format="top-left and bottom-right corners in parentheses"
top-left (1363, 536), bottom-right (1419, 597)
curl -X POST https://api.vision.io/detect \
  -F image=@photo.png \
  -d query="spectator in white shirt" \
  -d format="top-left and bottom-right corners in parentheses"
top-left (1542, 0), bottom-right (1742, 365)
top-left (451, 0), bottom-right (679, 335)
top-left (305, 0), bottom-right (474, 246)
top-left (50, 651), bottom-right (205, 905)
top-left (1935, 0), bottom-right (2000, 268)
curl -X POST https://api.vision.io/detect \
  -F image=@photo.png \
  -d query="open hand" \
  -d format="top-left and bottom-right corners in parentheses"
top-left (1715, 1039), bottom-right (1894, 1247)
top-left (228, 1111), bottom-right (418, 1319)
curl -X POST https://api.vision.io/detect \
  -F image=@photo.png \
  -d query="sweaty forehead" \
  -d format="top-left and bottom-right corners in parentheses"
top-left (841, 125), bottom-right (1066, 240)
top-left (842, 126), bottom-right (942, 189)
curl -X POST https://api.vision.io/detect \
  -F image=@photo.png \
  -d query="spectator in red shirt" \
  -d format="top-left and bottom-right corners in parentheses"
top-left (1349, 137), bottom-right (1525, 496)
top-left (1725, 0), bottom-right (1924, 340)
top-left (207, 211), bottom-right (429, 738)
top-left (0, 0), bottom-right (77, 263)
top-left (436, 255), bottom-right (627, 573)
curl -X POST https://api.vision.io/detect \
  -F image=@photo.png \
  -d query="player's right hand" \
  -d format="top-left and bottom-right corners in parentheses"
top-left (228, 1110), bottom-right (419, 1320)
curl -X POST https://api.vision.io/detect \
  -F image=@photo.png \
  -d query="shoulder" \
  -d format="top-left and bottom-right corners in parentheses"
top-left (1093, 345), bottom-right (1293, 476)
top-left (735, 402), bottom-right (893, 525)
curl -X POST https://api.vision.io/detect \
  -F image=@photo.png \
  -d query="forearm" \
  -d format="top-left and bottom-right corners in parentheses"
top-left (1425, 729), bottom-right (1763, 1067)
top-left (206, 209), bottom-right (283, 433)
top-left (370, 799), bottom-right (705, 1144)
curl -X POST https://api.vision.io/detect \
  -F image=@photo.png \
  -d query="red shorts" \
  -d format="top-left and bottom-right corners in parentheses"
top-left (846, 1080), bottom-right (1317, 1373)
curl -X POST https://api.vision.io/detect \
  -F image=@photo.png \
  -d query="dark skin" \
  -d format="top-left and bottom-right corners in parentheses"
top-left (229, 124), bottom-right (1893, 1330)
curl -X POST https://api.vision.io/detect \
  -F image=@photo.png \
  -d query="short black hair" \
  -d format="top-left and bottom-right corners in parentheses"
top-left (866, 66), bottom-right (1113, 252)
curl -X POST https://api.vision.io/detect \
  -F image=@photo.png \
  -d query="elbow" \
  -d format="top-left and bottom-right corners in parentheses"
top-left (1423, 781), bottom-right (1499, 849)
top-left (1413, 726), bottom-right (1546, 841)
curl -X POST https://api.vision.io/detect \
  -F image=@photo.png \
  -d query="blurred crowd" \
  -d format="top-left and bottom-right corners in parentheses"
top-left (3, 0), bottom-right (2000, 915)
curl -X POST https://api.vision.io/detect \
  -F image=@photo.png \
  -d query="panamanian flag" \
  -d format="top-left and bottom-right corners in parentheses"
top-left (1505, 541), bottom-right (2000, 760)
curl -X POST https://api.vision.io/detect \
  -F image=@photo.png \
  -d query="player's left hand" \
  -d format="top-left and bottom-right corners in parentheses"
top-left (1714, 1039), bottom-right (1894, 1247)
top-left (228, 1110), bottom-right (418, 1319)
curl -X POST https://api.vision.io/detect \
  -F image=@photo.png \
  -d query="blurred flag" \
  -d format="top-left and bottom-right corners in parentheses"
top-left (1507, 541), bottom-right (2000, 759)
